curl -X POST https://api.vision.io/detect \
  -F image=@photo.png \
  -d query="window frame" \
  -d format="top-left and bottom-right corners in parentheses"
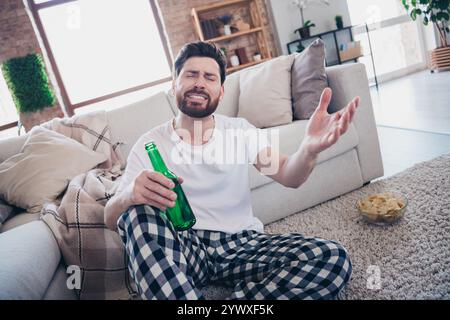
top-left (0, 122), bottom-right (18, 131)
top-left (27, 0), bottom-right (173, 116)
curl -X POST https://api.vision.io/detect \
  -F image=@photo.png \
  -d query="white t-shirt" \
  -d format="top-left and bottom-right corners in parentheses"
top-left (117, 114), bottom-right (270, 234)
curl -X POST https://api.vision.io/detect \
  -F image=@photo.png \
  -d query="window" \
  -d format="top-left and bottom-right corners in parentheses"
top-left (0, 71), bottom-right (19, 130)
top-left (28, 0), bottom-right (173, 115)
top-left (347, 0), bottom-right (406, 25)
top-left (347, 0), bottom-right (425, 81)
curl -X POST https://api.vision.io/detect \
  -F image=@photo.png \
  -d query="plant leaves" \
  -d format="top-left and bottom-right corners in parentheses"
top-left (436, 11), bottom-right (450, 21)
top-left (2, 53), bottom-right (56, 113)
top-left (402, 0), bottom-right (409, 10)
top-left (437, 0), bottom-right (450, 10)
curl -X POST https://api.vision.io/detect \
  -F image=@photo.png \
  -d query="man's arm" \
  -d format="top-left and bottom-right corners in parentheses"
top-left (104, 171), bottom-right (180, 231)
top-left (254, 87), bottom-right (359, 188)
top-left (254, 145), bottom-right (317, 189)
top-left (104, 186), bottom-right (135, 231)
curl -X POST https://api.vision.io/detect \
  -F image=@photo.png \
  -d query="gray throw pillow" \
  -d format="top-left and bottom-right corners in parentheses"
top-left (291, 38), bottom-right (328, 120)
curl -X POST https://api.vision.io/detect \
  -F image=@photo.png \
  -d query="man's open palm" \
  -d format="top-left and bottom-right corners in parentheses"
top-left (303, 87), bottom-right (360, 155)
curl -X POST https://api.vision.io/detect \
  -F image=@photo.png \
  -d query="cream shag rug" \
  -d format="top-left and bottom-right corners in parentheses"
top-left (202, 153), bottom-right (450, 299)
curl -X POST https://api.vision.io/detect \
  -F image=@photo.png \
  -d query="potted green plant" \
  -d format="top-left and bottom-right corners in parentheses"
top-left (292, 0), bottom-right (330, 39)
top-left (294, 20), bottom-right (316, 38)
top-left (402, 0), bottom-right (449, 47)
top-left (402, 0), bottom-right (450, 71)
top-left (1, 53), bottom-right (62, 131)
top-left (335, 15), bottom-right (344, 29)
top-left (296, 42), bottom-right (306, 53)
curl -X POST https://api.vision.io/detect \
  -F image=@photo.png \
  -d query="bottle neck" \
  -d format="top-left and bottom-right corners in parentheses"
top-left (145, 142), bottom-right (168, 173)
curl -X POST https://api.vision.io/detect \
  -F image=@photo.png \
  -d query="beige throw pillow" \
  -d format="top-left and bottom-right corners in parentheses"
top-left (237, 54), bottom-right (295, 128)
top-left (291, 38), bottom-right (328, 120)
top-left (0, 126), bottom-right (107, 213)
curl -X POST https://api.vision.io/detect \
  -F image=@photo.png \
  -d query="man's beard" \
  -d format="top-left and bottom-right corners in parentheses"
top-left (177, 88), bottom-right (219, 118)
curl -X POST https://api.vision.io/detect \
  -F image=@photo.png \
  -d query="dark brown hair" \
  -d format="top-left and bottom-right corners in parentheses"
top-left (174, 41), bottom-right (227, 84)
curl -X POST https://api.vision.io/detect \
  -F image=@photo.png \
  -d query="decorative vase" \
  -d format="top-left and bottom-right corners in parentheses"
top-left (224, 24), bottom-right (232, 35)
top-left (297, 27), bottom-right (310, 39)
top-left (253, 53), bottom-right (262, 62)
top-left (230, 55), bottom-right (240, 67)
top-left (336, 16), bottom-right (344, 29)
top-left (235, 48), bottom-right (249, 64)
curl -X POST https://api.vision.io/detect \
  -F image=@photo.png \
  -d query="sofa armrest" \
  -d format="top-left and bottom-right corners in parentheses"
top-left (0, 221), bottom-right (61, 299)
top-left (326, 63), bottom-right (384, 182)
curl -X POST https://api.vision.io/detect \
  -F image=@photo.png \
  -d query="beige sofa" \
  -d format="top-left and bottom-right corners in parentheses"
top-left (0, 62), bottom-right (383, 299)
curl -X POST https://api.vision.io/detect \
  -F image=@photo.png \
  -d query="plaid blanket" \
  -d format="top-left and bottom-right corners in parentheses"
top-left (41, 111), bottom-right (138, 299)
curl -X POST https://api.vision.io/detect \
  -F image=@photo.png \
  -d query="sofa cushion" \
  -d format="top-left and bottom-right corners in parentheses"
top-left (249, 119), bottom-right (359, 190)
top-left (291, 39), bottom-right (328, 120)
top-left (238, 54), bottom-right (295, 128)
top-left (0, 134), bottom-right (27, 163)
top-left (42, 264), bottom-right (78, 300)
top-left (0, 220), bottom-right (61, 299)
top-left (0, 126), bottom-right (107, 213)
top-left (0, 211), bottom-right (39, 233)
top-left (106, 91), bottom-right (175, 162)
top-left (216, 71), bottom-right (240, 117)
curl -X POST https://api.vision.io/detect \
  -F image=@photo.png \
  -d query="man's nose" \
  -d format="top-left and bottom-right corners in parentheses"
top-left (193, 77), bottom-right (206, 89)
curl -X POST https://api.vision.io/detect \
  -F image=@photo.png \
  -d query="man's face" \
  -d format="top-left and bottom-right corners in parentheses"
top-left (173, 57), bottom-right (224, 118)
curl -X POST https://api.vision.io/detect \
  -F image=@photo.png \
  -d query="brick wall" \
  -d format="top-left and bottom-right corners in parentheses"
top-left (0, 0), bottom-right (63, 131)
top-left (157, 0), bottom-right (280, 64)
top-left (0, 0), bottom-right (41, 63)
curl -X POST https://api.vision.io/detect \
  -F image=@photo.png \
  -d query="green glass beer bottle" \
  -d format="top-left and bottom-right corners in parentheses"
top-left (145, 141), bottom-right (196, 231)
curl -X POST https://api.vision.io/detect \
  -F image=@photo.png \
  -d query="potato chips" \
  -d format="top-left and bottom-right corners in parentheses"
top-left (357, 192), bottom-right (406, 224)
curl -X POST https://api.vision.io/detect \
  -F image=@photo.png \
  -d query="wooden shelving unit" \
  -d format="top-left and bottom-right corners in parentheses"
top-left (206, 27), bottom-right (263, 43)
top-left (191, 0), bottom-right (272, 74)
top-left (287, 23), bottom-right (379, 89)
top-left (193, 0), bottom-right (249, 14)
top-left (226, 57), bottom-right (271, 72)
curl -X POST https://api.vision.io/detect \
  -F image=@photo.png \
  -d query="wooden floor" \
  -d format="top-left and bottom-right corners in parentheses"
top-left (371, 69), bottom-right (450, 179)
top-left (376, 126), bottom-right (450, 179)
top-left (371, 69), bottom-right (450, 135)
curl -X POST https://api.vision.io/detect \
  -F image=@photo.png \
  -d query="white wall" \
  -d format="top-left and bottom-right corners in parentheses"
top-left (421, 23), bottom-right (439, 52)
top-left (268, 0), bottom-right (351, 55)
top-left (423, 23), bottom-right (450, 49)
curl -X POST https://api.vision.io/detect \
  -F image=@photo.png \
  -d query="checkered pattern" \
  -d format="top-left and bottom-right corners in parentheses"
top-left (117, 205), bottom-right (352, 300)
top-left (41, 111), bottom-right (132, 299)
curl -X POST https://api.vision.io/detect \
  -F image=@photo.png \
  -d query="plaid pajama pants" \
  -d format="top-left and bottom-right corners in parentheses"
top-left (117, 205), bottom-right (352, 300)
